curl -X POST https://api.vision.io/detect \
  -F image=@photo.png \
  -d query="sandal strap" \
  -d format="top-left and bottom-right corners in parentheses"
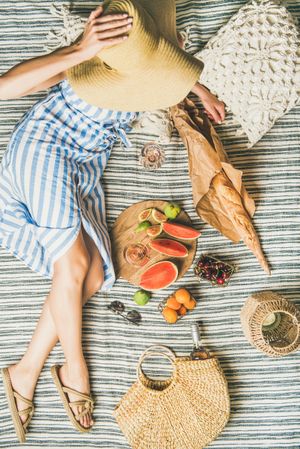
top-left (2, 367), bottom-right (35, 434)
top-left (69, 400), bottom-right (93, 408)
top-left (18, 406), bottom-right (34, 418)
top-left (62, 386), bottom-right (94, 420)
top-left (75, 407), bottom-right (93, 420)
top-left (13, 391), bottom-right (33, 408)
top-left (70, 399), bottom-right (94, 414)
top-left (13, 391), bottom-right (35, 429)
top-left (23, 411), bottom-right (34, 430)
top-left (62, 386), bottom-right (94, 404)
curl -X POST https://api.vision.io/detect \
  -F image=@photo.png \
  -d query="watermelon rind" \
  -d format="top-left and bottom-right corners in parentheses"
top-left (162, 222), bottom-right (201, 240)
top-left (139, 261), bottom-right (178, 291)
top-left (150, 238), bottom-right (188, 258)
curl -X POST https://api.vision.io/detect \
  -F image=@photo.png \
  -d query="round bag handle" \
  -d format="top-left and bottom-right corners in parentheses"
top-left (139, 345), bottom-right (176, 360)
top-left (137, 346), bottom-right (177, 380)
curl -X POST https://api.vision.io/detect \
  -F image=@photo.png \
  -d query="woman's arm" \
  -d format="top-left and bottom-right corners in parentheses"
top-left (0, 5), bottom-right (133, 100)
top-left (176, 32), bottom-right (225, 124)
top-left (20, 72), bottom-right (67, 97)
top-left (0, 45), bottom-right (82, 100)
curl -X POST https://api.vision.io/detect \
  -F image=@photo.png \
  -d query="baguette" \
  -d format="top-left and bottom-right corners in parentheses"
top-left (212, 172), bottom-right (270, 274)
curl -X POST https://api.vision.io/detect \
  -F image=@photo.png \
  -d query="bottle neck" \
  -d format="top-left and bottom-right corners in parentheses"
top-left (190, 323), bottom-right (211, 359)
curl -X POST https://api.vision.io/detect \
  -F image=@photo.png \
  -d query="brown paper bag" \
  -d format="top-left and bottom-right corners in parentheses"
top-left (170, 98), bottom-right (270, 274)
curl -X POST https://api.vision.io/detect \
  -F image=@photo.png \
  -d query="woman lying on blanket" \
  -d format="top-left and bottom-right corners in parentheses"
top-left (0, 0), bottom-right (225, 441)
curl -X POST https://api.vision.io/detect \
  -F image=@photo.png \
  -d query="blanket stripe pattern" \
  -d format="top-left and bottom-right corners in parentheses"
top-left (0, 1), bottom-right (299, 448)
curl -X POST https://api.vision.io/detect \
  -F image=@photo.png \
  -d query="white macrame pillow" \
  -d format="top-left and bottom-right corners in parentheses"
top-left (195, 0), bottom-right (300, 147)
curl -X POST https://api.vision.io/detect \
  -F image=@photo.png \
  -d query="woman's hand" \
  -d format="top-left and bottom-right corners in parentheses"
top-left (0, 5), bottom-right (133, 100)
top-left (176, 33), bottom-right (225, 124)
top-left (191, 82), bottom-right (226, 124)
top-left (75, 5), bottom-right (133, 61)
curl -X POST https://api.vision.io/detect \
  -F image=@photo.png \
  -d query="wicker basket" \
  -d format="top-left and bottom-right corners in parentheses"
top-left (194, 254), bottom-right (236, 287)
top-left (113, 345), bottom-right (230, 449)
top-left (240, 291), bottom-right (300, 357)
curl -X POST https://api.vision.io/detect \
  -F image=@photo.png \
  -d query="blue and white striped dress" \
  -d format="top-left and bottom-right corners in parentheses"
top-left (0, 78), bottom-right (140, 291)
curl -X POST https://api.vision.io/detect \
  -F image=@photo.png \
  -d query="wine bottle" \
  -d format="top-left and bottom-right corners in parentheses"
top-left (190, 322), bottom-right (211, 360)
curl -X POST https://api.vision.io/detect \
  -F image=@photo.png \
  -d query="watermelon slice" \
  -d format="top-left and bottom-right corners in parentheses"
top-left (139, 261), bottom-right (178, 291)
top-left (163, 222), bottom-right (201, 240)
top-left (150, 239), bottom-right (188, 258)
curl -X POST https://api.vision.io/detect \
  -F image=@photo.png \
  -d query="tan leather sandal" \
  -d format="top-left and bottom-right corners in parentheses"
top-left (50, 365), bottom-right (95, 433)
top-left (1, 367), bottom-right (35, 443)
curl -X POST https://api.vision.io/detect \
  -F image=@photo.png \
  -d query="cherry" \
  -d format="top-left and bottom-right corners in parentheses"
top-left (217, 277), bottom-right (225, 285)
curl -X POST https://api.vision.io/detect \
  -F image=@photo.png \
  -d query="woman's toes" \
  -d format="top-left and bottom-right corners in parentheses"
top-left (83, 412), bottom-right (89, 428)
top-left (74, 404), bottom-right (83, 425)
top-left (85, 412), bottom-right (90, 426)
top-left (77, 405), bottom-right (84, 426)
top-left (85, 415), bottom-right (90, 428)
top-left (80, 414), bottom-right (84, 427)
top-left (87, 412), bottom-right (93, 426)
top-left (82, 412), bottom-right (90, 428)
top-left (82, 416), bottom-right (86, 428)
top-left (81, 414), bottom-right (87, 428)
top-left (71, 398), bottom-right (93, 428)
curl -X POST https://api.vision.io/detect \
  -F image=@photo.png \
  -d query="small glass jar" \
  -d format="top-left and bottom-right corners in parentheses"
top-left (194, 254), bottom-right (236, 287)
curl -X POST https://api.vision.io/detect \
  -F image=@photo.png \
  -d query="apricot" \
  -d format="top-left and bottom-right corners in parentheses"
top-left (175, 288), bottom-right (191, 304)
top-left (185, 298), bottom-right (197, 310)
top-left (166, 295), bottom-right (181, 310)
top-left (162, 307), bottom-right (178, 324)
top-left (177, 305), bottom-right (187, 316)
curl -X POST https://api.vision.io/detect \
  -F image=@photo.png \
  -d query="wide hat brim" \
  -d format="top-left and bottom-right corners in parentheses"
top-left (67, 0), bottom-right (204, 112)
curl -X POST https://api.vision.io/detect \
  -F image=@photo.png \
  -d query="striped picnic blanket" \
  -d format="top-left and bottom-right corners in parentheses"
top-left (0, 1), bottom-right (299, 448)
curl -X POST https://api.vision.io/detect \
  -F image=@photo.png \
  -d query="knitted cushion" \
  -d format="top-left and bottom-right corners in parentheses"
top-left (195, 0), bottom-right (300, 147)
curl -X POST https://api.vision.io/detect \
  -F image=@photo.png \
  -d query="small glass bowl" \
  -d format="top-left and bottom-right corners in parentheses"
top-left (139, 142), bottom-right (166, 170)
top-left (194, 254), bottom-right (236, 287)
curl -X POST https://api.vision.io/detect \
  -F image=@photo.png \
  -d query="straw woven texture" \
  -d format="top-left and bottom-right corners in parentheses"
top-left (67, 0), bottom-right (204, 111)
top-left (113, 347), bottom-right (230, 449)
top-left (240, 291), bottom-right (300, 357)
top-left (0, 1), bottom-right (300, 448)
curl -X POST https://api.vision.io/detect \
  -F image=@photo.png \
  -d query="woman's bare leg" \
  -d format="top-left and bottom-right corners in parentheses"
top-left (7, 225), bottom-right (104, 428)
top-left (47, 227), bottom-right (91, 427)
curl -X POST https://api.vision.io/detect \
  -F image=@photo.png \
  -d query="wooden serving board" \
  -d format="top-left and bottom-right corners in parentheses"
top-left (110, 200), bottom-right (197, 288)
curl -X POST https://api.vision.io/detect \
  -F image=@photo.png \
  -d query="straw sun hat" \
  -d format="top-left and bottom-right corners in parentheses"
top-left (66, 0), bottom-right (204, 111)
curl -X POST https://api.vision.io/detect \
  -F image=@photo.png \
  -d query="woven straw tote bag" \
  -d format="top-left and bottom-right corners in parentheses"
top-left (113, 345), bottom-right (230, 449)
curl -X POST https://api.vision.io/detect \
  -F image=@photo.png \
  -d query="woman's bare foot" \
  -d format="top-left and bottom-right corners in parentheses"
top-left (58, 363), bottom-right (94, 429)
top-left (8, 364), bottom-right (38, 424)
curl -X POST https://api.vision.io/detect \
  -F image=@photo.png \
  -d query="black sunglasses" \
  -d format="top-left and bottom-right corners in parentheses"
top-left (107, 301), bottom-right (142, 326)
